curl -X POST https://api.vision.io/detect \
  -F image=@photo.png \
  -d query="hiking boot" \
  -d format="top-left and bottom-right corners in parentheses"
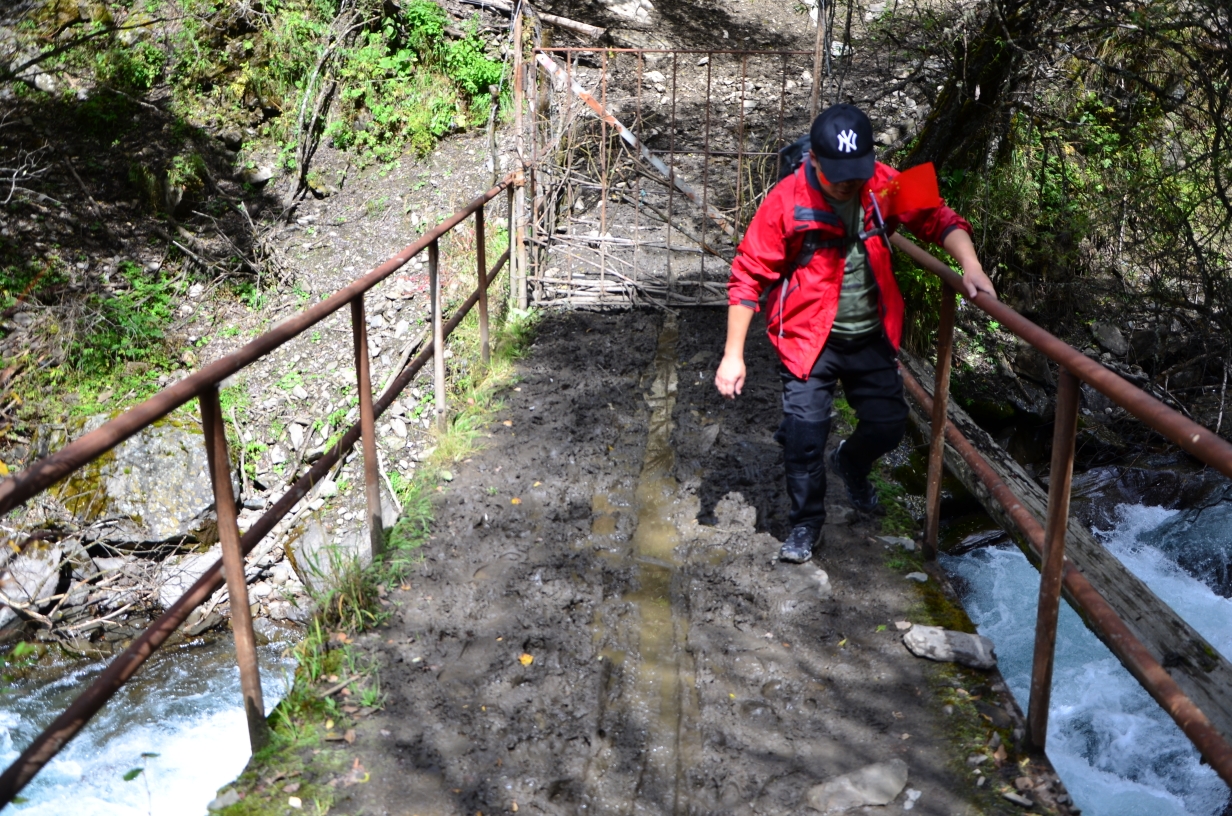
top-left (779, 525), bottom-right (820, 563)
top-left (829, 440), bottom-right (879, 514)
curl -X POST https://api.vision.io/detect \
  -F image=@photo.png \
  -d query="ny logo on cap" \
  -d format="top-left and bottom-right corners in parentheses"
top-left (836, 129), bottom-right (858, 153)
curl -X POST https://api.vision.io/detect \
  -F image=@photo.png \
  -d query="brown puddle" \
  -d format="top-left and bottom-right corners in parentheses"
top-left (585, 315), bottom-right (701, 815)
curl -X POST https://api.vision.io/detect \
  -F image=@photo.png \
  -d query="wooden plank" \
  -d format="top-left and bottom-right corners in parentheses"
top-left (901, 350), bottom-right (1232, 744)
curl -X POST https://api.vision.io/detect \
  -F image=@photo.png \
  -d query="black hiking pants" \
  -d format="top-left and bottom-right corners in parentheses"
top-left (775, 333), bottom-right (909, 532)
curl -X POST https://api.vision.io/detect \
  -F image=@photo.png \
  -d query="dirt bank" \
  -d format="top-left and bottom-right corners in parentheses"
top-left (228, 308), bottom-right (1075, 815)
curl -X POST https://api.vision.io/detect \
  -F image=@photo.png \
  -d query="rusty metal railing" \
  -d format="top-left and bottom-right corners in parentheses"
top-left (895, 233), bottom-right (1232, 784)
top-left (0, 173), bottom-right (519, 805)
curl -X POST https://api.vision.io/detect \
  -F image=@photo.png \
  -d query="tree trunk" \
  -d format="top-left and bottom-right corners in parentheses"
top-left (905, 0), bottom-right (1046, 172)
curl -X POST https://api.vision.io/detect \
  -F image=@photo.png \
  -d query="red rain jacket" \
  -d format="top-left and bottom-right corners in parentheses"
top-left (728, 161), bottom-right (972, 379)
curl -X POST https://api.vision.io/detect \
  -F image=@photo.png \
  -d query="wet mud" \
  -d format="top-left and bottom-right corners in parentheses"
top-left (329, 309), bottom-right (1049, 815)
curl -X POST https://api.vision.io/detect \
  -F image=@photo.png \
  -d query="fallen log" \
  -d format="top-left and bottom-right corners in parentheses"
top-left (901, 349), bottom-right (1232, 762)
top-left (460, 0), bottom-right (606, 40)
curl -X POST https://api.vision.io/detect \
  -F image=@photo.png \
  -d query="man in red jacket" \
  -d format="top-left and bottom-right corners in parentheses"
top-left (714, 104), bottom-right (996, 563)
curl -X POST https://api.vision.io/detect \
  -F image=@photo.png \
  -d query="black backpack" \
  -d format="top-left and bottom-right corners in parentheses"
top-left (776, 134), bottom-right (811, 182)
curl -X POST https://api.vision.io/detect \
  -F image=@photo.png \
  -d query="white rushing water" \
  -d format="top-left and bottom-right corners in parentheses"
top-left (0, 636), bottom-right (294, 816)
top-left (943, 503), bottom-right (1232, 816)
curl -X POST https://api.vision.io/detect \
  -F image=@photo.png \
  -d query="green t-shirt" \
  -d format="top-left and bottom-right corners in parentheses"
top-left (826, 193), bottom-right (881, 339)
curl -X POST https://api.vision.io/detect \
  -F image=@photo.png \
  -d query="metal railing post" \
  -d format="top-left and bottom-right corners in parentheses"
top-left (476, 206), bottom-right (490, 365)
top-left (507, 184), bottom-right (516, 313)
top-left (351, 296), bottom-right (384, 558)
top-left (923, 282), bottom-right (957, 560)
top-left (429, 239), bottom-right (446, 428)
top-left (199, 386), bottom-right (269, 752)
top-left (1028, 367), bottom-right (1081, 749)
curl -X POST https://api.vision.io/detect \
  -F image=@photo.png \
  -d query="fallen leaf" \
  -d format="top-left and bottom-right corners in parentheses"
top-left (284, 782), bottom-right (301, 794)
top-left (518, 653), bottom-right (534, 666)
top-left (729, 693), bottom-right (736, 699)
top-left (512, 804), bottom-right (519, 813)
top-left (838, 638), bottom-right (848, 647)
top-left (901, 733), bottom-right (911, 740)
top-left (993, 744), bottom-right (1008, 765)
top-left (288, 796), bottom-right (303, 809)
top-left (344, 729), bottom-right (356, 744)
top-left (0, 461), bottom-right (8, 477)
top-left (341, 705), bottom-right (359, 714)
top-left (511, 497), bottom-right (522, 505)
top-left (502, 420), bottom-right (513, 426)
top-left (325, 719), bottom-right (335, 730)
top-left (895, 620), bottom-right (913, 630)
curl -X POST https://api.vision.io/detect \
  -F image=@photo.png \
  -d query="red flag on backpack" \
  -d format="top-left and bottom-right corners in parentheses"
top-left (875, 162), bottom-right (941, 218)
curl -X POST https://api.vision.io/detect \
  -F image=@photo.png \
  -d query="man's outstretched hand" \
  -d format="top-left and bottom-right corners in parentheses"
top-left (715, 354), bottom-right (746, 400)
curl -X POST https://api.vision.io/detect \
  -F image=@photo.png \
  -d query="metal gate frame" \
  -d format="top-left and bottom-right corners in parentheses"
top-left (526, 47), bottom-right (818, 308)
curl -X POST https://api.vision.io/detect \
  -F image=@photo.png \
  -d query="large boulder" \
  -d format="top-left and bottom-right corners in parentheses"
top-left (51, 415), bottom-right (232, 548)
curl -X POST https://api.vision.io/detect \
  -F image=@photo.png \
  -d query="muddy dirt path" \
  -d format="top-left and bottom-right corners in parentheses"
top-left (315, 309), bottom-right (1071, 816)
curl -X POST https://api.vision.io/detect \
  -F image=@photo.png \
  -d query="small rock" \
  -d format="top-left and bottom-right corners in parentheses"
top-left (394, 319), bottom-right (410, 339)
top-left (644, 70), bottom-right (666, 84)
top-left (238, 165), bottom-right (275, 185)
top-left (804, 759), bottom-right (908, 812)
top-left (903, 625), bottom-right (997, 670)
top-left (714, 491), bottom-right (756, 532)
top-left (291, 385), bottom-right (309, 400)
top-left (1014, 776), bottom-right (1033, 791)
top-left (894, 620), bottom-right (912, 631)
top-left (966, 754), bottom-right (988, 766)
top-left (317, 479), bottom-right (338, 498)
top-left (697, 56), bottom-right (709, 66)
top-left (218, 129), bottom-right (244, 151)
top-left (207, 789), bottom-right (241, 811)
top-left (1092, 322), bottom-right (1128, 356)
top-left (905, 571), bottom-right (928, 583)
top-left (250, 582), bottom-right (273, 598)
top-left (902, 788), bottom-right (922, 811)
top-left (876, 535), bottom-right (915, 551)
top-left (10, 312), bottom-right (34, 328)
top-left (742, 99), bottom-right (758, 110)
top-left (288, 423), bottom-right (305, 449)
top-left (1002, 791), bottom-right (1034, 808)
top-left (270, 446), bottom-right (287, 465)
top-left (188, 283), bottom-right (205, 298)
top-left (392, 418), bottom-right (408, 439)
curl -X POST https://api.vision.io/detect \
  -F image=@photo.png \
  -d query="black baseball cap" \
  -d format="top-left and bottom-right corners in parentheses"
top-left (809, 104), bottom-right (875, 183)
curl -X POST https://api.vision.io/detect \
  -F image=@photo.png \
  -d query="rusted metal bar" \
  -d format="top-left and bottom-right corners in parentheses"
top-left (633, 52), bottom-right (644, 294)
top-left (666, 51), bottom-right (678, 297)
top-left (512, 8), bottom-right (528, 311)
top-left (0, 249), bottom-right (510, 809)
top-left (599, 49), bottom-right (610, 304)
top-left (351, 296), bottom-right (384, 557)
top-left (889, 232), bottom-right (1232, 482)
top-left (199, 386), bottom-right (269, 752)
top-left (699, 53), bottom-right (712, 305)
top-left (901, 367), bottom-right (1232, 788)
top-left (476, 207), bottom-right (489, 365)
top-left (736, 54), bottom-right (748, 225)
top-left (0, 175), bottom-right (516, 518)
top-left (507, 183), bottom-right (516, 312)
top-left (810, 3), bottom-right (826, 118)
top-left (1028, 368), bottom-right (1081, 750)
top-left (430, 239), bottom-right (446, 428)
top-left (537, 47), bottom-right (813, 55)
top-left (534, 51), bottom-right (737, 238)
top-left (923, 282), bottom-right (956, 560)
